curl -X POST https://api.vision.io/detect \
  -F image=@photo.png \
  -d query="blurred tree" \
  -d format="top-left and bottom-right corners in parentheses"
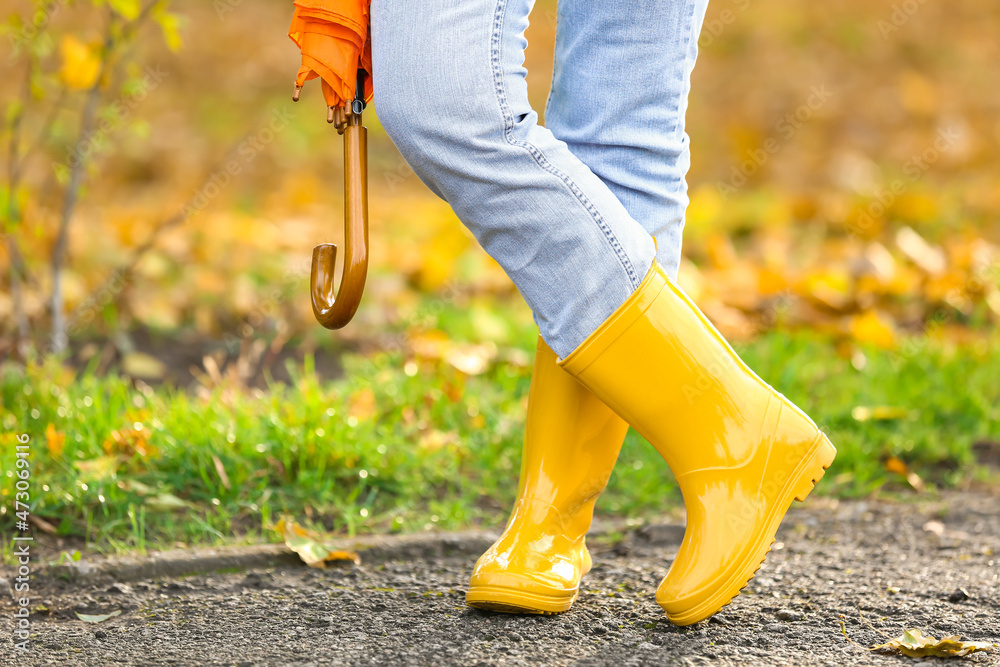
top-left (1, 0), bottom-right (182, 357)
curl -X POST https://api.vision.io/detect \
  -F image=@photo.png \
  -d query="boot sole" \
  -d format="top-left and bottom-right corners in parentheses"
top-left (466, 585), bottom-right (577, 615)
top-left (660, 435), bottom-right (837, 626)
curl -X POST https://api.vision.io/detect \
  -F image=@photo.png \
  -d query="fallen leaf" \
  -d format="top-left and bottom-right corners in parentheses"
top-left (271, 516), bottom-right (361, 568)
top-left (418, 429), bottom-right (459, 453)
top-left (922, 520), bottom-right (945, 536)
top-left (122, 352), bottom-right (167, 380)
top-left (445, 342), bottom-right (496, 376)
top-left (117, 479), bottom-right (154, 495)
top-left (756, 266), bottom-right (788, 296)
top-left (706, 233), bottom-right (738, 269)
top-left (872, 628), bottom-right (996, 658)
top-left (896, 226), bottom-right (946, 276)
top-left (849, 310), bottom-right (897, 349)
top-left (144, 492), bottom-right (190, 511)
top-left (851, 406), bottom-right (912, 422)
top-left (28, 514), bottom-right (58, 534)
top-left (797, 269), bottom-right (852, 311)
top-left (73, 455), bottom-right (120, 481)
top-left (347, 387), bottom-right (377, 422)
top-left (75, 609), bottom-right (122, 623)
top-left (884, 456), bottom-right (925, 492)
top-left (407, 331), bottom-right (498, 375)
top-left (46, 423), bottom-right (65, 459)
top-left (103, 427), bottom-right (157, 459)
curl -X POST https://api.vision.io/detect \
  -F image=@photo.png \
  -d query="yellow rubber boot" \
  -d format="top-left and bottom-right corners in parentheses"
top-left (465, 336), bottom-right (629, 614)
top-left (558, 261), bottom-right (836, 625)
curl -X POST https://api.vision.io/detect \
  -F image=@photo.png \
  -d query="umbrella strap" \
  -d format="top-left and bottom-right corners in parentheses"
top-left (352, 70), bottom-right (367, 115)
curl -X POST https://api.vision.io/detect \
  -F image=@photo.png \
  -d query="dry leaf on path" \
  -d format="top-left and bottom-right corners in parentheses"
top-left (883, 456), bottom-right (925, 492)
top-left (272, 516), bottom-right (361, 568)
top-left (872, 628), bottom-right (996, 658)
top-left (76, 610), bottom-right (122, 623)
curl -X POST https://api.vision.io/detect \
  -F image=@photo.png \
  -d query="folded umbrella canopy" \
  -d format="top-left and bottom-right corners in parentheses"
top-left (288, 0), bottom-right (373, 330)
top-left (289, 0), bottom-right (374, 111)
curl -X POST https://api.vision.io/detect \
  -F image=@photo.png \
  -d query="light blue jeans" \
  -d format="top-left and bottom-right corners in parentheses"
top-left (372, 0), bottom-right (709, 358)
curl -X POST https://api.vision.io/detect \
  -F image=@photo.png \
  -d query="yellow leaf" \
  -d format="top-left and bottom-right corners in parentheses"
top-left (756, 266), bottom-right (788, 296)
top-left (271, 516), bottom-right (361, 568)
top-left (684, 184), bottom-right (724, 238)
top-left (408, 329), bottom-right (451, 361)
top-left (797, 269), bottom-right (852, 311)
top-left (706, 233), bottom-right (738, 269)
top-left (59, 36), bottom-right (101, 91)
top-left (849, 310), bottom-right (897, 349)
top-left (893, 193), bottom-right (939, 224)
top-left (873, 628), bottom-right (996, 658)
top-left (884, 456), bottom-right (907, 476)
top-left (445, 342), bottom-right (496, 376)
top-left (412, 223), bottom-right (470, 291)
top-left (108, 0), bottom-right (141, 20)
top-left (851, 406), bottom-right (912, 422)
top-left (122, 352), bottom-right (167, 380)
top-left (46, 423), bottom-right (65, 459)
top-left (153, 7), bottom-right (184, 52)
top-left (347, 388), bottom-right (376, 422)
top-left (418, 429), bottom-right (459, 453)
top-left (103, 427), bottom-right (158, 459)
top-left (883, 456), bottom-right (925, 492)
top-left (897, 71), bottom-right (938, 117)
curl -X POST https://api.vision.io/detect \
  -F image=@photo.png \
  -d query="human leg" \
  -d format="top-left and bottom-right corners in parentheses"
top-left (544, 0), bottom-right (709, 279)
top-left (370, 0), bottom-right (656, 359)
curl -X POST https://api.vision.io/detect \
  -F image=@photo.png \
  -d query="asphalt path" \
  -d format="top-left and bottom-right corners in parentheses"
top-left (2, 493), bottom-right (998, 666)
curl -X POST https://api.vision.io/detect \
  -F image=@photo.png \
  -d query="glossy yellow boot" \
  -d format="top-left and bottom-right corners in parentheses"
top-left (466, 336), bottom-right (629, 614)
top-left (558, 261), bottom-right (836, 626)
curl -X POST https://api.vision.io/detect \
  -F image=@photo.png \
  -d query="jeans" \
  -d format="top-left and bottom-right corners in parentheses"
top-left (371, 0), bottom-right (709, 358)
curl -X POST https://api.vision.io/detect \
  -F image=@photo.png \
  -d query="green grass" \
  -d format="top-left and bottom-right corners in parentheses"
top-left (1, 321), bottom-right (997, 561)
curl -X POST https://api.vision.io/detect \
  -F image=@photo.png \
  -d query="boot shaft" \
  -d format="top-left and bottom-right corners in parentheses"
top-left (559, 263), bottom-right (819, 477)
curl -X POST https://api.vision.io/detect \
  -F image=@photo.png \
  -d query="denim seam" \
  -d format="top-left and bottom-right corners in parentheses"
top-left (490, 0), bottom-right (640, 289)
top-left (666, 0), bottom-right (698, 144)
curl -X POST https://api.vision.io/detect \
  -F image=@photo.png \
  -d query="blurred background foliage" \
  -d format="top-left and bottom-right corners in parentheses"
top-left (0, 0), bottom-right (998, 554)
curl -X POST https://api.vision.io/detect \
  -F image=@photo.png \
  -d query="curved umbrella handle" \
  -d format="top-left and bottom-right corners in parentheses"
top-left (311, 111), bottom-right (369, 329)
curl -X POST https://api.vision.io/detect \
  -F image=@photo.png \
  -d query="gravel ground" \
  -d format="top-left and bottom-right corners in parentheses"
top-left (2, 493), bottom-right (999, 666)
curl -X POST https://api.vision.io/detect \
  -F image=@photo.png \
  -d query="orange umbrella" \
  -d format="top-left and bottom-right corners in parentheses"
top-left (288, 0), bottom-right (373, 330)
top-left (288, 0), bottom-right (373, 112)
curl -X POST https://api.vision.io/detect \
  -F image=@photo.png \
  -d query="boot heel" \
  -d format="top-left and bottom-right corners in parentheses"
top-left (792, 436), bottom-right (837, 502)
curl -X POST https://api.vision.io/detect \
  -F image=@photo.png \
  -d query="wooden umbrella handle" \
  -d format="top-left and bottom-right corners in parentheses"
top-left (310, 111), bottom-right (369, 329)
